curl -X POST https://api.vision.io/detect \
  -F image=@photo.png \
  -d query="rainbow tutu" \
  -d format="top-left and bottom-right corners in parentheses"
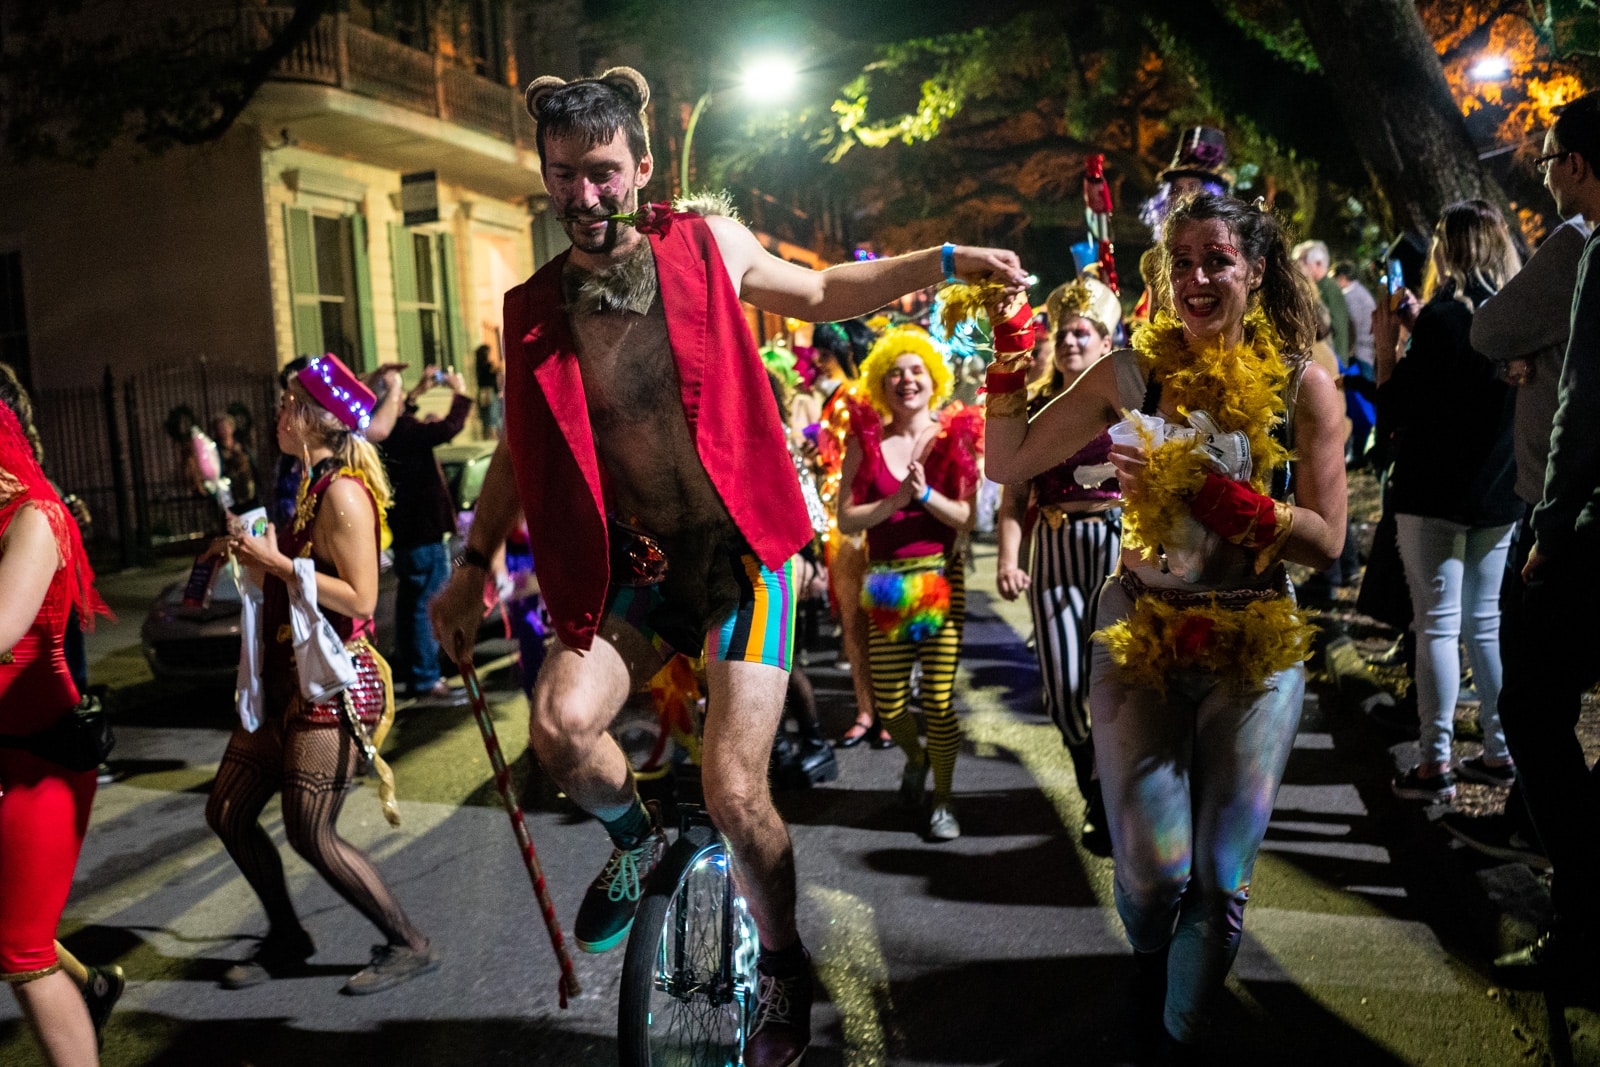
top-left (861, 556), bottom-right (951, 642)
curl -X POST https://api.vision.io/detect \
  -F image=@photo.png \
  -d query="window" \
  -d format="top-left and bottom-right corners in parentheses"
top-left (391, 226), bottom-right (468, 376)
top-left (284, 207), bottom-right (376, 368)
top-left (411, 233), bottom-right (443, 364)
top-left (0, 253), bottom-right (31, 391)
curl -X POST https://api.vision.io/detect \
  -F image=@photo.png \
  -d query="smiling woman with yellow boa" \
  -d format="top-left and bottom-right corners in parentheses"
top-left (985, 192), bottom-right (1346, 1058)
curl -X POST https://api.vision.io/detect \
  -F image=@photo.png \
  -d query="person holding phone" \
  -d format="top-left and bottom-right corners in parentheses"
top-left (373, 363), bottom-right (472, 702)
top-left (1373, 200), bottom-right (1523, 803)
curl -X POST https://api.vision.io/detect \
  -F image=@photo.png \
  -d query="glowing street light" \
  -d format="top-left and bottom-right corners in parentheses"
top-left (1471, 54), bottom-right (1512, 81)
top-left (681, 57), bottom-right (800, 194)
top-left (740, 56), bottom-right (800, 103)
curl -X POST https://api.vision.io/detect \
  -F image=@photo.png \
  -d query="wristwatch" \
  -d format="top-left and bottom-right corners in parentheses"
top-left (454, 545), bottom-right (491, 571)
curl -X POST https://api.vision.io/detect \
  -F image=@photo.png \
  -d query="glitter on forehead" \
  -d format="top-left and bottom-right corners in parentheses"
top-left (1205, 243), bottom-right (1240, 257)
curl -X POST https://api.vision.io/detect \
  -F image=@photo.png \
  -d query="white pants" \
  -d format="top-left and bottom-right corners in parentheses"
top-left (1394, 513), bottom-right (1516, 767)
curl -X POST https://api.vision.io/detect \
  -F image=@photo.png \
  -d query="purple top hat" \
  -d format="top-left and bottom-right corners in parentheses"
top-left (295, 353), bottom-right (375, 432)
top-left (1159, 126), bottom-right (1232, 189)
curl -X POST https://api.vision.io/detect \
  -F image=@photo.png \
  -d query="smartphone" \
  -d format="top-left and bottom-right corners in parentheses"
top-left (1384, 258), bottom-right (1405, 310)
top-left (432, 368), bottom-right (448, 384)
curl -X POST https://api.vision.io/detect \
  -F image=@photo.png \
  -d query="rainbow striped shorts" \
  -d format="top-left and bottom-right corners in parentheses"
top-left (604, 552), bottom-right (797, 672)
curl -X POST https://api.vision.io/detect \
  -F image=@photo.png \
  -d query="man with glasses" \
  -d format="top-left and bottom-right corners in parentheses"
top-left (1492, 89), bottom-right (1600, 992)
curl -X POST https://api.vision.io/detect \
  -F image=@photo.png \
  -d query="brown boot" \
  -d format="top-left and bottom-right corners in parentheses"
top-left (745, 949), bottom-right (812, 1067)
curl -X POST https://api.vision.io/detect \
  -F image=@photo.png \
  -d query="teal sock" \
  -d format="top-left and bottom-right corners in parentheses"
top-left (599, 798), bottom-right (651, 848)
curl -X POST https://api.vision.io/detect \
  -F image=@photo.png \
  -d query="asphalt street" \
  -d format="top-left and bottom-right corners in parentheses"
top-left (0, 546), bottom-right (1572, 1066)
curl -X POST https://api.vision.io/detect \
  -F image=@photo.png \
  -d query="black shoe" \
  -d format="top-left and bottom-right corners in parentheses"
top-left (1457, 755), bottom-right (1515, 788)
top-left (574, 809), bottom-right (667, 954)
top-left (1081, 789), bottom-right (1113, 856)
top-left (81, 965), bottom-right (124, 1051)
top-left (221, 927), bottom-right (316, 989)
top-left (746, 952), bottom-right (813, 1067)
top-left (342, 942), bottom-right (440, 995)
top-left (796, 737), bottom-right (839, 785)
top-left (1494, 928), bottom-right (1596, 994)
top-left (833, 722), bottom-right (871, 749)
top-left (869, 727), bottom-right (896, 750)
top-left (1440, 811), bottom-right (1550, 870)
top-left (1391, 766), bottom-right (1456, 802)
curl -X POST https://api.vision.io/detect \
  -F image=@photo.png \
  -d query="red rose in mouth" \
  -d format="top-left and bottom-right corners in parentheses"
top-left (633, 202), bottom-right (675, 236)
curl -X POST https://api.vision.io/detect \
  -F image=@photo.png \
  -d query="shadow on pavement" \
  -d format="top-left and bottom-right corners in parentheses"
top-left (0, 1014), bottom-right (621, 1067)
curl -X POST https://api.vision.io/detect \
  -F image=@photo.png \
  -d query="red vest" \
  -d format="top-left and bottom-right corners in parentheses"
top-left (502, 214), bottom-right (813, 651)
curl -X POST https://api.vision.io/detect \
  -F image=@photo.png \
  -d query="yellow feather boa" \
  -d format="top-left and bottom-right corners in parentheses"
top-left (1096, 308), bottom-right (1315, 691)
top-left (1118, 308), bottom-right (1291, 559)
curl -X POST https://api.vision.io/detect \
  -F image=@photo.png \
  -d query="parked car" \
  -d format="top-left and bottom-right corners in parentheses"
top-left (142, 439), bottom-right (499, 686)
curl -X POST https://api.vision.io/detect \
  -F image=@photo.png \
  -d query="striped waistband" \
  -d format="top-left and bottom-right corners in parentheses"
top-left (1038, 505), bottom-right (1118, 529)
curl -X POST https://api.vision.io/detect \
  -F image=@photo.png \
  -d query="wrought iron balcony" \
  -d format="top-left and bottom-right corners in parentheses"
top-left (240, 7), bottom-right (534, 151)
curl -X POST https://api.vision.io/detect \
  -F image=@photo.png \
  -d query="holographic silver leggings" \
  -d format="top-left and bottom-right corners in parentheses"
top-left (1089, 577), bottom-right (1305, 1043)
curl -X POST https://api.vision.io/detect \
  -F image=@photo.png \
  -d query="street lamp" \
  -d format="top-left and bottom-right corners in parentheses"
top-left (680, 55), bottom-right (800, 194)
top-left (1470, 54), bottom-right (1512, 81)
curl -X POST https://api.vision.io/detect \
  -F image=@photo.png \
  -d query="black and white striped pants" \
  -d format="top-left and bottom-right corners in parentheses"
top-left (1028, 510), bottom-right (1120, 747)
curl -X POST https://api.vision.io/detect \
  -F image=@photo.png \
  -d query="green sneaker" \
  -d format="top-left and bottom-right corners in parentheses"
top-left (574, 818), bottom-right (667, 953)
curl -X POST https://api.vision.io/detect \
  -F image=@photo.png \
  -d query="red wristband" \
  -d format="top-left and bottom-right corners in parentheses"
top-left (993, 300), bottom-right (1037, 355)
top-left (984, 368), bottom-right (1027, 395)
top-left (1189, 473), bottom-right (1278, 549)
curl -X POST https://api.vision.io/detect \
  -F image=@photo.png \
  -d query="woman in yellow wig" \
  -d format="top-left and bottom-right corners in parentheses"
top-left (986, 194), bottom-right (1346, 1055)
top-left (838, 326), bottom-right (981, 840)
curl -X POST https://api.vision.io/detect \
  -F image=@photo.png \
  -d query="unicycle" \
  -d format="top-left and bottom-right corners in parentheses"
top-left (617, 771), bottom-right (760, 1067)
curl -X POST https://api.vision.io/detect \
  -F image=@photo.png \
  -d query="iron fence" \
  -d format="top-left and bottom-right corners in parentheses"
top-left (33, 359), bottom-right (280, 567)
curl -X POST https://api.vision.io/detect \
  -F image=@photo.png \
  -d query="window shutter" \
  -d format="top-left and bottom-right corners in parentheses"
top-left (438, 232), bottom-right (471, 366)
top-left (284, 206), bottom-right (323, 357)
top-left (389, 222), bottom-right (422, 383)
top-left (350, 213), bottom-right (378, 372)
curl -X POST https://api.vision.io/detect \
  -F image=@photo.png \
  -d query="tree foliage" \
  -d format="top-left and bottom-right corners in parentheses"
top-left (654, 0), bottom-right (1595, 271)
top-left (1, 0), bottom-right (340, 166)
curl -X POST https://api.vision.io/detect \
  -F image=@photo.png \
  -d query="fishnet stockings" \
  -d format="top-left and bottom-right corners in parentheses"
top-left (205, 718), bottom-right (424, 949)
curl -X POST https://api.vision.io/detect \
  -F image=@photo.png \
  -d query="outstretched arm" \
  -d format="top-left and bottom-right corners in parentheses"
top-left (431, 437), bottom-right (521, 657)
top-left (985, 357), bottom-right (1123, 485)
top-left (707, 215), bottom-right (1027, 322)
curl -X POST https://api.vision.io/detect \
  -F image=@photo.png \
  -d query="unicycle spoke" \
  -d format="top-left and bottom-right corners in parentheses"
top-left (620, 839), bottom-right (759, 1067)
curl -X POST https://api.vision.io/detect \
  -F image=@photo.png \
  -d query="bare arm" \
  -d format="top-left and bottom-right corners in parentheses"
top-left (986, 357), bottom-right (1123, 485)
top-left (432, 437), bottom-right (522, 657)
top-left (232, 479), bottom-right (380, 617)
top-left (996, 483), bottom-right (1027, 573)
top-left (0, 505), bottom-right (61, 655)
top-left (707, 215), bottom-right (1027, 322)
top-left (921, 485), bottom-right (975, 532)
top-left (1278, 363), bottom-right (1347, 570)
top-left (995, 483), bottom-right (1032, 601)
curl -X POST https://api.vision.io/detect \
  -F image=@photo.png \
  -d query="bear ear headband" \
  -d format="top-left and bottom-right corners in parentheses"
top-left (525, 66), bottom-right (650, 120)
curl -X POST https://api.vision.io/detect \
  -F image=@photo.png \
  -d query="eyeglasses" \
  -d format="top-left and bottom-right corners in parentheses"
top-left (1536, 151), bottom-right (1573, 174)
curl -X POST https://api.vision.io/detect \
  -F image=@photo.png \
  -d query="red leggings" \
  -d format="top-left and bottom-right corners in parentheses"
top-left (0, 748), bottom-right (95, 977)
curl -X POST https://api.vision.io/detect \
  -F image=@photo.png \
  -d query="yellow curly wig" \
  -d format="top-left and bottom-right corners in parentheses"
top-left (859, 326), bottom-right (953, 416)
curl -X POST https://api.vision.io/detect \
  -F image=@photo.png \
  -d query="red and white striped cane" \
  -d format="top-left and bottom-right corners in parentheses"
top-left (456, 650), bottom-right (581, 1007)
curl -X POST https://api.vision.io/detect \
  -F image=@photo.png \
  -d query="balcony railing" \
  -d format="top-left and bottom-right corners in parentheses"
top-left (230, 7), bottom-right (530, 148)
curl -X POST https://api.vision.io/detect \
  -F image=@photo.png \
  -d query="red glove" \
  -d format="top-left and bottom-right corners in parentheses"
top-left (1189, 473), bottom-right (1280, 550)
